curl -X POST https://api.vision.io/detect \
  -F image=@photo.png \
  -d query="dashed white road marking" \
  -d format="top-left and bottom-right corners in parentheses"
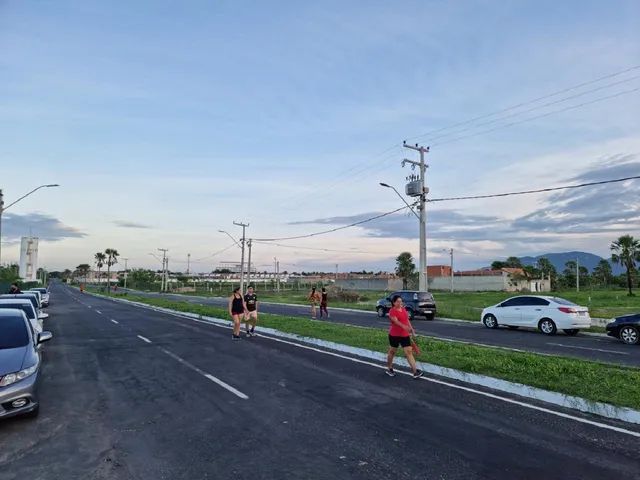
top-left (110, 319), bottom-right (119, 324)
top-left (95, 310), bottom-right (102, 315)
top-left (159, 348), bottom-right (249, 400)
top-left (546, 343), bottom-right (630, 355)
top-left (137, 335), bottom-right (152, 344)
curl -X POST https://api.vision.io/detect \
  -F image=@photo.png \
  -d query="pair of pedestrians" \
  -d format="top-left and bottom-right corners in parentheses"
top-left (228, 286), bottom-right (258, 340)
top-left (308, 287), bottom-right (329, 319)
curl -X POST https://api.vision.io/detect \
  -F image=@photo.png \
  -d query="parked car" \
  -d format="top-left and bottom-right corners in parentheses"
top-left (0, 293), bottom-right (48, 320)
top-left (481, 296), bottom-right (591, 335)
top-left (0, 309), bottom-right (52, 420)
top-left (0, 299), bottom-right (43, 335)
top-left (376, 290), bottom-right (437, 320)
top-left (606, 314), bottom-right (640, 345)
top-left (29, 288), bottom-right (50, 307)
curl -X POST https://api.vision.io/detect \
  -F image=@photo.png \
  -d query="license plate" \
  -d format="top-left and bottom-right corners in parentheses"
top-left (423, 310), bottom-right (432, 314)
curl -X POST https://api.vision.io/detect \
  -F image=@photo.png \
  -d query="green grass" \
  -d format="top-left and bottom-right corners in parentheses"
top-left (101, 291), bottom-right (640, 410)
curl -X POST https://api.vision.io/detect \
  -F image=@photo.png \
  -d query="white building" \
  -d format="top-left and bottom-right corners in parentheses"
top-left (19, 236), bottom-right (39, 282)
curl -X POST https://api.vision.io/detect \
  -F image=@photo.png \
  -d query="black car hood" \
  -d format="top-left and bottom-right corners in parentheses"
top-left (0, 346), bottom-right (28, 376)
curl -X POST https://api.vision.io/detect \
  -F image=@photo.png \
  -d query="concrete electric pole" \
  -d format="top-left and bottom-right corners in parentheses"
top-left (233, 221), bottom-right (249, 293)
top-left (402, 141), bottom-right (429, 291)
top-left (158, 248), bottom-right (168, 292)
top-left (246, 239), bottom-right (252, 291)
top-left (122, 257), bottom-right (129, 290)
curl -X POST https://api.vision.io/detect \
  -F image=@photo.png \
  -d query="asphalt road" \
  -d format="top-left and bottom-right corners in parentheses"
top-left (125, 290), bottom-right (640, 367)
top-left (1, 283), bottom-right (639, 480)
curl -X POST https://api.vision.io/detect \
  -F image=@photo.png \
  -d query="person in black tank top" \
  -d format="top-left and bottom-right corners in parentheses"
top-left (243, 286), bottom-right (258, 336)
top-left (228, 287), bottom-right (246, 340)
top-left (320, 287), bottom-right (329, 318)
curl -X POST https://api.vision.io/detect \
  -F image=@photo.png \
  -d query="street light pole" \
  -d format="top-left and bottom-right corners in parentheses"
top-left (122, 257), bottom-right (129, 290)
top-left (0, 184), bottom-right (59, 265)
top-left (379, 183), bottom-right (420, 220)
top-left (233, 221), bottom-right (249, 292)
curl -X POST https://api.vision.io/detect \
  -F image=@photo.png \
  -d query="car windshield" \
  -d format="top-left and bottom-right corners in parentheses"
top-left (417, 292), bottom-right (434, 301)
top-left (0, 315), bottom-right (29, 349)
top-left (551, 297), bottom-right (577, 306)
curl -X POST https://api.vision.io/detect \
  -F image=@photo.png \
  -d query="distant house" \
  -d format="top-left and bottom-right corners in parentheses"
top-left (429, 267), bottom-right (550, 292)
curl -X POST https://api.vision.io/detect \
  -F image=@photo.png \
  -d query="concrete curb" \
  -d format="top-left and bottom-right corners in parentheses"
top-left (93, 292), bottom-right (640, 426)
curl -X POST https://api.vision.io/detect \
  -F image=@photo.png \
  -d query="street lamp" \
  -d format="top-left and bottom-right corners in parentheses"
top-left (0, 184), bottom-right (60, 265)
top-left (379, 183), bottom-right (420, 220)
top-left (218, 230), bottom-right (242, 248)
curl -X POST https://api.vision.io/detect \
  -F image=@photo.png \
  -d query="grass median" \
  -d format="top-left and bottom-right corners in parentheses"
top-left (99, 292), bottom-right (640, 410)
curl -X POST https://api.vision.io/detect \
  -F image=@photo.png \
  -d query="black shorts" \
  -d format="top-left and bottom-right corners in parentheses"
top-left (388, 335), bottom-right (411, 348)
top-left (231, 310), bottom-right (244, 316)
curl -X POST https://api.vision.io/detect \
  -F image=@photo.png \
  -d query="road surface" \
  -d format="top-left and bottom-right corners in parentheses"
top-left (1, 283), bottom-right (639, 480)
top-left (123, 290), bottom-right (640, 367)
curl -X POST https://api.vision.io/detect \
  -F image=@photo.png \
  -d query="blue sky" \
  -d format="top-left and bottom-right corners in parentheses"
top-left (1, 0), bottom-right (639, 273)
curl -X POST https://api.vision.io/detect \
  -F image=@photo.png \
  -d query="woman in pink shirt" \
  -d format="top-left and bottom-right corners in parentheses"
top-left (386, 295), bottom-right (423, 379)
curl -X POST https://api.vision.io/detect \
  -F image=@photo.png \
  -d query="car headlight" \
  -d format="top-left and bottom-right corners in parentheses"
top-left (0, 364), bottom-right (38, 387)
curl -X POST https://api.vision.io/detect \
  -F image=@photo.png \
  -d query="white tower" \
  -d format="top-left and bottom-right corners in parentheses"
top-left (19, 237), bottom-right (39, 282)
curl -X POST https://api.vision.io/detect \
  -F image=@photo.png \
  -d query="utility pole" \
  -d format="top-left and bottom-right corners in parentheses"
top-left (449, 248), bottom-right (454, 293)
top-left (233, 221), bottom-right (249, 292)
top-left (246, 239), bottom-right (252, 291)
top-left (402, 141), bottom-right (429, 291)
top-left (274, 257), bottom-right (280, 293)
top-left (122, 258), bottom-right (129, 290)
top-left (158, 248), bottom-right (168, 292)
top-left (576, 257), bottom-right (580, 293)
top-left (187, 253), bottom-right (191, 275)
top-left (335, 264), bottom-right (338, 282)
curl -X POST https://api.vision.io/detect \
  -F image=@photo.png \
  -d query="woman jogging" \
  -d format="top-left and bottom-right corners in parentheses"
top-left (228, 287), bottom-right (246, 340)
top-left (319, 287), bottom-right (329, 319)
top-left (308, 286), bottom-right (321, 319)
top-left (386, 295), bottom-right (423, 379)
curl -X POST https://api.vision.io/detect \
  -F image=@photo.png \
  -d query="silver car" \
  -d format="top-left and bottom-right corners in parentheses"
top-left (0, 299), bottom-right (43, 335)
top-left (0, 309), bottom-right (52, 420)
top-left (29, 287), bottom-right (50, 307)
top-left (0, 293), bottom-right (48, 320)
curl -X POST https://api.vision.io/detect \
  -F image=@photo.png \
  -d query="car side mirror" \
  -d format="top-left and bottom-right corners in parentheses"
top-left (38, 331), bottom-right (53, 344)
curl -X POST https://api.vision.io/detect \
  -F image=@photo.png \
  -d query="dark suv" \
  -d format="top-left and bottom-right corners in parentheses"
top-left (376, 290), bottom-right (437, 320)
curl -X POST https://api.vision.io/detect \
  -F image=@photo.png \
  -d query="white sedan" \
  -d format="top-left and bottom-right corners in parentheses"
top-left (481, 296), bottom-right (591, 336)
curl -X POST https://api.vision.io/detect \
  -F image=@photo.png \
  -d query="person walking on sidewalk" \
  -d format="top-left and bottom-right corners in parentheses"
top-left (244, 285), bottom-right (258, 336)
top-left (308, 286), bottom-right (321, 319)
top-left (386, 294), bottom-right (423, 379)
top-left (319, 287), bottom-right (329, 319)
top-left (228, 287), bottom-right (246, 341)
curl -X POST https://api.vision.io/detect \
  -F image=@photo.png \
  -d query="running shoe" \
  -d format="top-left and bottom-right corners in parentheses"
top-left (232, 334), bottom-right (241, 341)
top-left (246, 330), bottom-right (252, 337)
top-left (385, 369), bottom-right (396, 377)
top-left (412, 370), bottom-right (424, 379)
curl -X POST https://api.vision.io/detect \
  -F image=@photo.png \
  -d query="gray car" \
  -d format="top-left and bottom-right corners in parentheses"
top-left (29, 287), bottom-right (50, 307)
top-left (0, 293), bottom-right (48, 320)
top-left (0, 309), bottom-right (52, 420)
top-left (0, 299), bottom-right (42, 335)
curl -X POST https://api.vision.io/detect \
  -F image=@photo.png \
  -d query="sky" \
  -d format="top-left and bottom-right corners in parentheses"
top-left (1, 0), bottom-right (639, 273)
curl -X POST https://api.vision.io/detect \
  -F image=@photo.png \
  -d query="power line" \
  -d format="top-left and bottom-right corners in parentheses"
top-left (254, 202), bottom-right (417, 242)
top-left (425, 74), bottom-right (640, 144)
top-left (432, 86), bottom-right (640, 147)
top-left (407, 63), bottom-right (640, 142)
top-left (428, 175), bottom-right (640, 203)
top-left (252, 240), bottom-right (386, 255)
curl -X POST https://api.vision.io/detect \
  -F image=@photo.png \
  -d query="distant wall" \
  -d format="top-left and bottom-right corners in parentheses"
top-left (430, 276), bottom-right (505, 291)
top-left (336, 278), bottom-right (403, 291)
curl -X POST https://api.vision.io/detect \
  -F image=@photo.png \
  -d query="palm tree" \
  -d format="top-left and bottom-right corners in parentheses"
top-left (76, 264), bottom-right (91, 287)
top-left (395, 252), bottom-right (416, 289)
top-left (105, 248), bottom-right (119, 293)
top-left (611, 235), bottom-right (640, 296)
top-left (94, 252), bottom-right (106, 286)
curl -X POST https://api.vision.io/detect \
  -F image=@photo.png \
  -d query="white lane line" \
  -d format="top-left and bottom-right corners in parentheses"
top-left (87, 305), bottom-right (92, 309)
top-left (159, 348), bottom-right (249, 400)
top-left (110, 319), bottom-right (119, 324)
top-left (95, 310), bottom-right (102, 315)
top-left (262, 334), bottom-right (640, 438)
top-left (546, 343), bottom-right (630, 355)
top-left (137, 335), bottom-right (152, 344)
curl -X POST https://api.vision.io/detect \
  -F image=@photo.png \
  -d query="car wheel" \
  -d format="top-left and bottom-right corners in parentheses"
top-left (376, 307), bottom-right (386, 318)
top-left (563, 329), bottom-right (580, 336)
top-left (482, 314), bottom-right (498, 329)
top-left (507, 326), bottom-right (519, 330)
top-left (619, 326), bottom-right (639, 345)
top-left (538, 318), bottom-right (557, 335)
top-left (426, 314), bottom-right (435, 321)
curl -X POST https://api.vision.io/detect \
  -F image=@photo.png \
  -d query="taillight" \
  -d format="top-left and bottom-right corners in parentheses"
top-left (558, 307), bottom-right (577, 314)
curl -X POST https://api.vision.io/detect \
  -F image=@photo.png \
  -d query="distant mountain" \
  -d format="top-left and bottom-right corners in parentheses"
top-left (519, 251), bottom-right (624, 275)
